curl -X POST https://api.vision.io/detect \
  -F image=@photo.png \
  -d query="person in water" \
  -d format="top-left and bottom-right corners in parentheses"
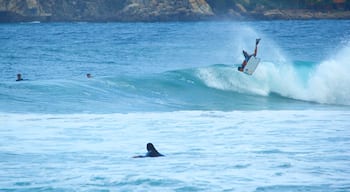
top-left (133, 143), bottom-right (164, 158)
top-left (86, 73), bottom-right (92, 78)
top-left (16, 73), bottom-right (23, 81)
top-left (238, 38), bottom-right (261, 72)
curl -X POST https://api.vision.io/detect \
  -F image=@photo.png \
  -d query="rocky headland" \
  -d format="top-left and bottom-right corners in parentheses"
top-left (0, 0), bottom-right (349, 22)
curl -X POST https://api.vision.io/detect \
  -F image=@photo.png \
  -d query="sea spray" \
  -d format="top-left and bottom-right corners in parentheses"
top-left (307, 44), bottom-right (350, 105)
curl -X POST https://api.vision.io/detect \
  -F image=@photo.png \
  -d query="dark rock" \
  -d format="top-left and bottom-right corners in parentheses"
top-left (1, 0), bottom-right (350, 22)
top-left (0, 0), bottom-right (214, 22)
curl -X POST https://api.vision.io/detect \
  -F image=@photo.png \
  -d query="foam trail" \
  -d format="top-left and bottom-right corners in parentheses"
top-left (198, 25), bottom-right (350, 106)
top-left (254, 43), bottom-right (350, 105)
top-left (196, 65), bottom-right (270, 96)
top-left (233, 25), bottom-right (350, 105)
top-left (237, 45), bottom-right (350, 105)
top-left (256, 42), bottom-right (350, 105)
top-left (197, 24), bottom-right (295, 97)
top-left (306, 44), bottom-right (350, 105)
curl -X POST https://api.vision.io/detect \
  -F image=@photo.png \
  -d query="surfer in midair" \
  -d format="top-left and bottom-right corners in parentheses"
top-left (238, 38), bottom-right (261, 72)
top-left (133, 143), bottom-right (164, 158)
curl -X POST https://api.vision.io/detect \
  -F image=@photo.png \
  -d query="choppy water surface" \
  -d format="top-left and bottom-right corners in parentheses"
top-left (1, 20), bottom-right (350, 191)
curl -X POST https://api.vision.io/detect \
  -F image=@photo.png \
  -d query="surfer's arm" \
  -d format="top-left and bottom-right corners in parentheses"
top-left (133, 151), bottom-right (152, 158)
top-left (132, 155), bottom-right (145, 158)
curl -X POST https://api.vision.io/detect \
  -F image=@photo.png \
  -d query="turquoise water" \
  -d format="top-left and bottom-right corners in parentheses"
top-left (1, 20), bottom-right (350, 191)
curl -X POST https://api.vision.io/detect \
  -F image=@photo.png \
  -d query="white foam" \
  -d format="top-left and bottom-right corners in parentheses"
top-left (306, 45), bottom-right (350, 105)
top-left (198, 24), bottom-right (350, 106)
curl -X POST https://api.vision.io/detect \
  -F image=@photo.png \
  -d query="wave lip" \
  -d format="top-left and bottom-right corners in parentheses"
top-left (197, 43), bottom-right (350, 107)
top-left (306, 45), bottom-right (350, 105)
top-left (2, 51), bottom-right (350, 114)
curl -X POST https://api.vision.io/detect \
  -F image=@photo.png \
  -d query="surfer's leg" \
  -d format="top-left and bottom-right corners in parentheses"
top-left (254, 38), bottom-right (260, 56)
top-left (242, 60), bottom-right (247, 68)
top-left (254, 46), bottom-right (257, 56)
top-left (254, 43), bottom-right (259, 56)
top-left (256, 38), bottom-right (261, 45)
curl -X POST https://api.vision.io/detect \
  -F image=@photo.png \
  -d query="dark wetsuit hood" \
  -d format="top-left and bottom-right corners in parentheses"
top-left (133, 143), bottom-right (164, 158)
top-left (146, 143), bottom-right (164, 157)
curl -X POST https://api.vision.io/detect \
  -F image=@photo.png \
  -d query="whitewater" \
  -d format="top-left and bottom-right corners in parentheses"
top-left (1, 20), bottom-right (350, 191)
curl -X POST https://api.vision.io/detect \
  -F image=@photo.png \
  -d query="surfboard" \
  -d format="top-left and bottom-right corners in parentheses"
top-left (244, 56), bottom-right (260, 75)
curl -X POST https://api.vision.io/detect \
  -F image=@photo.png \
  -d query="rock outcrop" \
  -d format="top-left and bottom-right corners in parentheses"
top-left (118, 0), bottom-right (214, 21)
top-left (1, 0), bottom-right (350, 22)
top-left (0, 0), bottom-right (214, 22)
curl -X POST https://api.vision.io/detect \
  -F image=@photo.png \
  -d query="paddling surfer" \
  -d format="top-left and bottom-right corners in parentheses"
top-left (133, 143), bottom-right (164, 158)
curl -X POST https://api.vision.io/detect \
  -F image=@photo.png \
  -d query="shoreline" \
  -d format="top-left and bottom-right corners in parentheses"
top-left (1, 10), bottom-right (350, 23)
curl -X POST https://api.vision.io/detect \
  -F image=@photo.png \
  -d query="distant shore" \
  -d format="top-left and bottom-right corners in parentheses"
top-left (249, 10), bottom-right (350, 20)
top-left (1, 10), bottom-right (350, 23)
top-left (1, 0), bottom-right (350, 23)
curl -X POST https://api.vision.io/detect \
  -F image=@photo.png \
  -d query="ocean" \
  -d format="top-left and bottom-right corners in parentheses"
top-left (1, 20), bottom-right (350, 191)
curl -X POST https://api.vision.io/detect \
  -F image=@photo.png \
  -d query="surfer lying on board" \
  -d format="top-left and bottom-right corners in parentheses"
top-left (238, 38), bottom-right (261, 72)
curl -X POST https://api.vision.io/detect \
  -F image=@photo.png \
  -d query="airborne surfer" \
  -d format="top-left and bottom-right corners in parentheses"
top-left (238, 38), bottom-right (261, 72)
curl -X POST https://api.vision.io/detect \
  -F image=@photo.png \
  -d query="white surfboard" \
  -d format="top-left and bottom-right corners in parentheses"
top-left (244, 56), bottom-right (260, 75)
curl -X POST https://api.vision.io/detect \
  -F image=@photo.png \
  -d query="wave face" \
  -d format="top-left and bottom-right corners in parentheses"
top-left (0, 58), bottom-right (349, 113)
top-left (1, 21), bottom-right (350, 113)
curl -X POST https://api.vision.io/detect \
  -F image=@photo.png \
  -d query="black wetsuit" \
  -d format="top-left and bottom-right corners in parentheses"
top-left (133, 143), bottom-right (164, 158)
